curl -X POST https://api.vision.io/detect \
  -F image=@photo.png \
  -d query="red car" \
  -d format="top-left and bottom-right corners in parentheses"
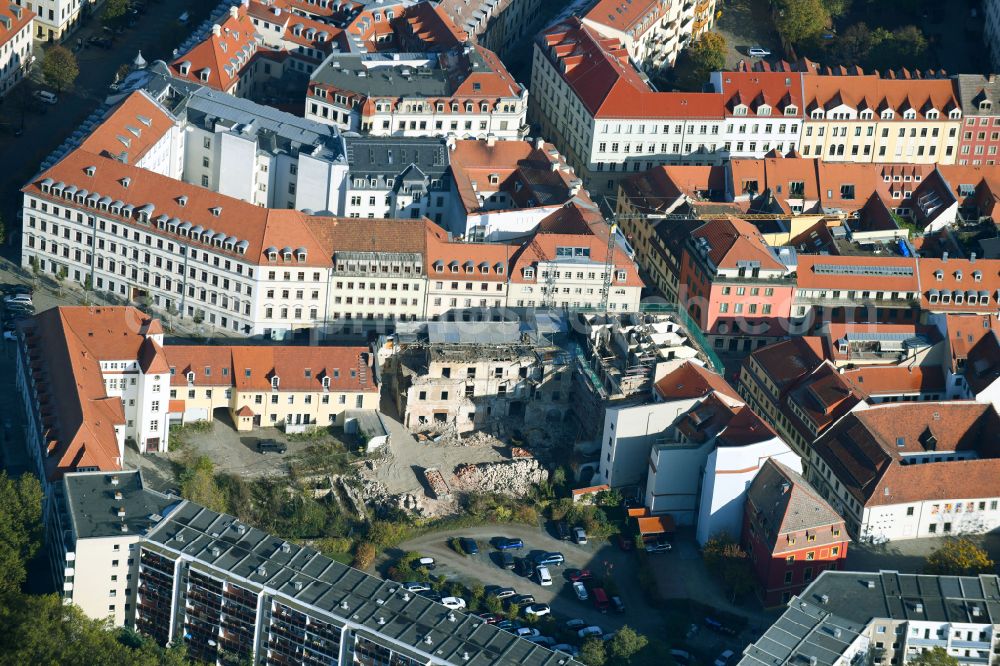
top-left (567, 569), bottom-right (593, 582)
top-left (477, 612), bottom-right (501, 624)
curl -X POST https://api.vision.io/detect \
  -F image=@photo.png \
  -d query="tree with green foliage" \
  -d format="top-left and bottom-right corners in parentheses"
top-left (179, 455), bottom-right (227, 513)
top-left (353, 541), bottom-right (376, 570)
top-left (608, 626), bottom-right (648, 662)
top-left (677, 31), bottom-right (727, 90)
top-left (579, 638), bottom-right (607, 666)
top-left (41, 45), bottom-right (79, 92)
top-left (821, 0), bottom-right (851, 18)
top-left (703, 533), bottom-right (756, 602)
top-left (0, 472), bottom-right (42, 595)
top-left (774, 0), bottom-right (829, 46)
top-left (102, 0), bottom-right (128, 25)
top-left (0, 591), bottom-right (188, 665)
top-left (909, 648), bottom-right (960, 666)
top-left (925, 538), bottom-right (994, 576)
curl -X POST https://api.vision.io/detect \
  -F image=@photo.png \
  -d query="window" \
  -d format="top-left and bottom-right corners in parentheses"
top-left (805, 551), bottom-right (815, 561)
top-left (784, 571), bottom-right (793, 584)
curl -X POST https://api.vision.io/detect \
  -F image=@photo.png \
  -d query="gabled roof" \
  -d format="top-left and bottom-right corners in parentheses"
top-left (715, 71), bottom-right (805, 118)
top-left (802, 73), bottom-right (959, 120)
top-left (79, 90), bottom-right (176, 166)
top-left (746, 336), bottom-right (826, 393)
top-left (653, 360), bottom-right (741, 402)
top-left (690, 215), bottom-right (785, 272)
top-left (812, 402), bottom-right (1000, 506)
top-left (20, 307), bottom-right (165, 480)
top-left (539, 18), bottom-right (725, 120)
top-left (170, 5), bottom-right (259, 91)
top-left (746, 459), bottom-right (844, 555)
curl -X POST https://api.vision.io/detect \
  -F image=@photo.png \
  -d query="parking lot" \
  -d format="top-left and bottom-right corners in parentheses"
top-left (714, 0), bottom-right (783, 68)
top-left (387, 523), bottom-right (671, 638)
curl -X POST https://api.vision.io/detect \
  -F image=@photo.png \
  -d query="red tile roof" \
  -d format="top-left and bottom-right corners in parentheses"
top-left (795, 254), bottom-right (920, 292)
top-left (20, 307), bottom-right (165, 480)
top-left (540, 18), bottom-right (725, 119)
top-left (918, 257), bottom-right (1000, 313)
top-left (715, 71), bottom-right (805, 118)
top-left (78, 91), bottom-right (175, 166)
top-left (0, 4), bottom-right (34, 48)
top-left (802, 73), bottom-right (960, 121)
top-left (170, 5), bottom-right (260, 92)
top-left (582, 0), bottom-right (664, 34)
top-left (691, 215), bottom-right (786, 272)
top-left (395, 1), bottom-right (468, 50)
top-left (653, 360), bottom-right (740, 401)
top-left (813, 402), bottom-right (1000, 506)
top-left (509, 230), bottom-right (643, 286)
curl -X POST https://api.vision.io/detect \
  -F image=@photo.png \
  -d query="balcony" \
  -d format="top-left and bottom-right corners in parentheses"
top-left (952, 641), bottom-right (991, 650)
top-left (908, 638), bottom-right (947, 648)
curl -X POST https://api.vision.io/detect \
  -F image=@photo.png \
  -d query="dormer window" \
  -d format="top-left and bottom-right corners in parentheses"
top-left (903, 110), bottom-right (916, 120)
top-left (980, 100), bottom-right (993, 112)
top-left (935, 270), bottom-right (943, 281)
top-left (733, 105), bottom-right (747, 116)
top-left (186, 371), bottom-right (195, 384)
top-left (322, 376), bottom-right (331, 390)
top-left (616, 270), bottom-right (627, 282)
top-left (784, 105), bottom-right (797, 116)
top-left (955, 270), bottom-right (963, 281)
top-left (926, 110), bottom-right (938, 119)
top-left (949, 109), bottom-right (962, 119)
top-left (465, 103), bottom-right (473, 113)
top-left (974, 271), bottom-right (983, 282)
top-left (811, 109), bottom-right (824, 119)
top-left (523, 267), bottom-right (535, 279)
top-left (756, 105), bottom-right (771, 116)
top-left (271, 376), bottom-right (280, 390)
top-left (881, 110), bottom-right (894, 119)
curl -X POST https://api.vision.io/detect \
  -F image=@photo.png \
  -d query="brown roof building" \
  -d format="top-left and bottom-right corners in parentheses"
top-left (808, 402), bottom-right (1000, 540)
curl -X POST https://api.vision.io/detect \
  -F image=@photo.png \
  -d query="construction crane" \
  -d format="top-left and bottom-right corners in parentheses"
top-left (601, 221), bottom-right (618, 313)
top-left (530, 236), bottom-right (557, 308)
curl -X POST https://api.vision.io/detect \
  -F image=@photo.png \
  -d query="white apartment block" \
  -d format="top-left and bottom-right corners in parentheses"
top-left (306, 48), bottom-right (528, 141)
top-left (0, 4), bottom-right (32, 96)
top-left (47, 471), bottom-right (174, 625)
top-left (16, 0), bottom-right (79, 41)
top-left (581, 0), bottom-right (717, 71)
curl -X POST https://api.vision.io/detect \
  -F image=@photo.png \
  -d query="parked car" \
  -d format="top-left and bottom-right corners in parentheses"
top-left (33, 90), bottom-right (58, 105)
top-left (514, 557), bottom-right (533, 577)
top-left (573, 581), bottom-right (588, 601)
top-left (524, 603), bottom-right (550, 617)
top-left (553, 644), bottom-right (580, 657)
top-left (441, 596), bottom-right (466, 610)
top-left (401, 582), bottom-right (430, 593)
top-left (459, 537), bottom-right (479, 555)
top-left (419, 591), bottom-right (442, 602)
top-left (416, 557), bottom-right (436, 570)
top-left (525, 635), bottom-right (555, 647)
top-left (577, 626), bottom-right (603, 639)
top-left (489, 587), bottom-right (516, 600)
top-left (611, 595), bottom-right (626, 613)
top-left (496, 537), bottom-right (524, 550)
top-left (4, 294), bottom-right (32, 305)
top-left (257, 439), bottom-right (287, 454)
top-left (477, 612), bottom-right (501, 624)
top-left (715, 650), bottom-right (735, 666)
top-left (704, 616), bottom-right (738, 636)
top-left (567, 568), bottom-right (592, 582)
top-left (592, 587), bottom-right (610, 612)
top-left (534, 552), bottom-right (564, 567)
top-left (535, 565), bottom-right (552, 586)
top-left (500, 552), bottom-right (515, 569)
top-left (512, 593), bottom-right (535, 606)
top-left (565, 619), bottom-right (586, 630)
top-left (573, 527), bottom-right (588, 544)
top-left (747, 47), bottom-right (771, 57)
top-left (496, 620), bottom-right (519, 631)
top-left (671, 650), bottom-right (693, 665)
top-left (515, 627), bottom-right (540, 638)
top-left (556, 520), bottom-right (571, 540)
top-left (645, 541), bottom-right (672, 553)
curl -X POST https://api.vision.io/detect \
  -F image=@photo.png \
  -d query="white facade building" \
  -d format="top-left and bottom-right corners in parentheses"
top-left (0, 4), bottom-right (32, 96)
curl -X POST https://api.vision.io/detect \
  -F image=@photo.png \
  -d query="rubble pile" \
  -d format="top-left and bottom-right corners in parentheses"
top-left (451, 458), bottom-right (547, 496)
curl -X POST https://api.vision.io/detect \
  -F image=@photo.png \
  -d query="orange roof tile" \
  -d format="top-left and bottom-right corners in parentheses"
top-left (79, 91), bottom-right (175, 166)
top-left (636, 515), bottom-right (675, 535)
top-left (583, 0), bottom-right (664, 34)
top-left (795, 254), bottom-right (920, 292)
top-left (918, 257), bottom-right (1000, 312)
top-left (654, 360), bottom-right (740, 401)
top-left (716, 71), bottom-right (805, 118)
top-left (170, 6), bottom-right (260, 92)
top-left (691, 215), bottom-right (786, 272)
top-left (802, 73), bottom-right (960, 121)
top-left (540, 18), bottom-right (725, 119)
top-left (0, 4), bottom-right (33, 46)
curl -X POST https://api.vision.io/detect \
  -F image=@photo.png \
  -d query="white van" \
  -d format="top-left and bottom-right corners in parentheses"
top-left (33, 90), bottom-right (57, 105)
top-left (416, 556), bottom-right (435, 570)
top-left (536, 565), bottom-right (552, 586)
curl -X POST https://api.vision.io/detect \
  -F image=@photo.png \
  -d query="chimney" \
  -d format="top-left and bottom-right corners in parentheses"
top-left (486, 133), bottom-right (496, 147)
top-left (446, 134), bottom-right (456, 151)
top-left (114, 491), bottom-right (123, 500)
top-left (212, 23), bottom-right (222, 37)
top-left (534, 136), bottom-right (544, 150)
top-left (971, 252), bottom-right (977, 263)
top-left (991, 74), bottom-right (997, 84)
top-left (110, 475), bottom-right (119, 486)
top-left (230, 5), bottom-right (240, 19)
top-left (942, 251), bottom-right (949, 262)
